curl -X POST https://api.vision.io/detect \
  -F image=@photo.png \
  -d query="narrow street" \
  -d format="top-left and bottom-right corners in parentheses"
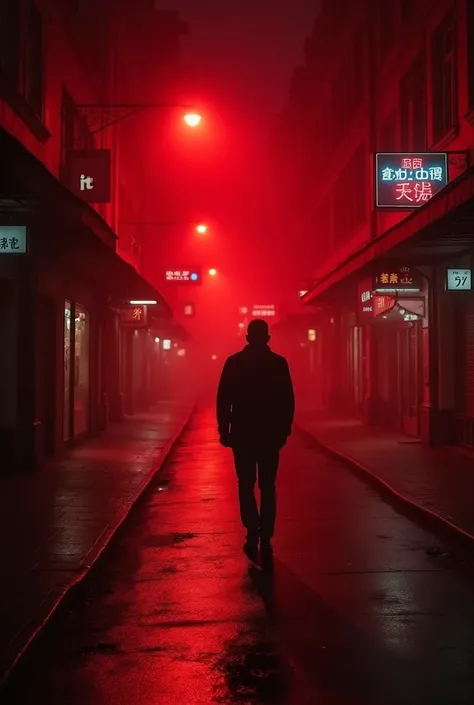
top-left (6, 405), bottom-right (474, 705)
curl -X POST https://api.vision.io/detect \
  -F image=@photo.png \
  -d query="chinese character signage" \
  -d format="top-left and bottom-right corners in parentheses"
top-left (165, 268), bottom-right (201, 283)
top-left (120, 305), bottom-right (147, 327)
top-left (0, 225), bottom-right (27, 254)
top-left (446, 268), bottom-right (472, 291)
top-left (373, 295), bottom-right (396, 317)
top-left (375, 153), bottom-right (448, 208)
top-left (66, 150), bottom-right (111, 203)
top-left (373, 266), bottom-right (421, 292)
top-left (251, 304), bottom-right (276, 318)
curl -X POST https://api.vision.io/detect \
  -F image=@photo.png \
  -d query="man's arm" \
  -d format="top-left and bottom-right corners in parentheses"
top-left (281, 359), bottom-right (295, 436)
top-left (216, 357), bottom-right (233, 437)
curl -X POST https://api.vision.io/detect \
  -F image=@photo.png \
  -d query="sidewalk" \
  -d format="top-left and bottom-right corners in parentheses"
top-left (0, 399), bottom-right (194, 683)
top-left (297, 410), bottom-right (474, 544)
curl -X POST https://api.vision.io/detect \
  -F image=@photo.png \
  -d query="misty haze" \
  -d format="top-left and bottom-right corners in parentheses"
top-left (1, 1), bottom-right (474, 703)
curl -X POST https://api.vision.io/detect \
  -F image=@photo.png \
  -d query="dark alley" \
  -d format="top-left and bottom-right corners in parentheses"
top-left (2, 0), bottom-right (474, 701)
top-left (4, 405), bottom-right (474, 704)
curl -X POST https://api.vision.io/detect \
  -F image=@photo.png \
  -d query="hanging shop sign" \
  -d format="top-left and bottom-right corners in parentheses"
top-left (120, 305), bottom-right (147, 327)
top-left (165, 268), bottom-right (201, 283)
top-left (66, 149), bottom-right (111, 203)
top-left (0, 225), bottom-right (27, 254)
top-left (375, 152), bottom-right (448, 208)
top-left (446, 268), bottom-right (472, 291)
top-left (251, 304), bottom-right (276, 318)
top-left (373, 295), bottom-right (396, 317)
top-left (358, 288), bottom-right (373, 319)
top-left (373, 265), bottom-right (421, 293)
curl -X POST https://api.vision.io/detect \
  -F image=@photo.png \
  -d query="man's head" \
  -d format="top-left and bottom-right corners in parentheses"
top-left (246, 319), bottom-right (270, 346)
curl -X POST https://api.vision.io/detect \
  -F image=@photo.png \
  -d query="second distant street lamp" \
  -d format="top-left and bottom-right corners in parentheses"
top-left (119, 221), bottom-right (209, 235)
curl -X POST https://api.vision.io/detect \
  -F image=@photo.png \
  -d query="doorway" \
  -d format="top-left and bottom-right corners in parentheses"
top-left (36, 295), bottom-right (56, 456)
top-left (398, 321), bottom-right (422, 437)
top-left (63, 301), bottom-right (90, 440)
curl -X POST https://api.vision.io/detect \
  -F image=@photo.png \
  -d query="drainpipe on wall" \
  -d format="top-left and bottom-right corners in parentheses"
top-left (364, 0), bottom-right (383, 425)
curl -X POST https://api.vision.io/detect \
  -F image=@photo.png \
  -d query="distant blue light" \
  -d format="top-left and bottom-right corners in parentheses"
top-left (190, 272), bottom-right (198, 281)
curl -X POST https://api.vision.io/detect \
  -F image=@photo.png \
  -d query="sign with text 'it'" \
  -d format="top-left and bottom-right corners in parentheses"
top-left (66, 149), bottom-right (111, 203)
top-left (0, 225), bottom-right (27, 254)
top-left (165, 268), bottom-right (201, 283)
top-left (375, 153), bottom-right (448, 208)
top-left (120, 305), bottom-right (147, 327)
top-left (251, 304), bottom-right (276, 318)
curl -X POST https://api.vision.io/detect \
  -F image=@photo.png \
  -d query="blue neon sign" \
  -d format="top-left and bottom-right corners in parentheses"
top-left (375, 152), bottom-right (448, 208)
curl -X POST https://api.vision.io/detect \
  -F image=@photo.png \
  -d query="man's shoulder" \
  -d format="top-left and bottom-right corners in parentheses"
top-left (224, 351), bottom-right (243, 366)
top-left (269, 351), bottom-right (289, 367)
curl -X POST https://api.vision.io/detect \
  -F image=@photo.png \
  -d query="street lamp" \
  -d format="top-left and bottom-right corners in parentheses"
top-left (196, 224), bottom-right (208, 234)
top-left (183, 113), bottom-right (202, 127)
top-left (208, 268), bottom-right (217, 277)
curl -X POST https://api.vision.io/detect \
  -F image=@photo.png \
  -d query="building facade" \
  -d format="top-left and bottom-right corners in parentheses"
top-left (0, 0), bottom-right (188, 473)
top-left (279, 0), bottom-right (474, 448)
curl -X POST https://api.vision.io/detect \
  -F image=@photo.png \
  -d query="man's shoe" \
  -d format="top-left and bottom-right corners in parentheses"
top-left (260, 541), bottom-right (274, 569)
top-left (243, 540), bottom-right (259, 563)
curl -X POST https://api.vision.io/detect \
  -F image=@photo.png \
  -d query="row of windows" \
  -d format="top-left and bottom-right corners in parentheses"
top-left (381, 6), bottom-right (461, 152)
top-left (0, 0), bottom-right (43, 120)
top-left (306, 142), bottom-right (368, 259)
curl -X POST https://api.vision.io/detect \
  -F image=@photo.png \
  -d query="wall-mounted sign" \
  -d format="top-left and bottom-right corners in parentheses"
top-left (0, 225), bottom-right (27, 254)
top-left (165, 268), bottom-right (201, 283)
top-left (373, 266), bottom-right (421, 292)
top-left (120, 305), bottom-right (147, 327)
top-left (66, 149), bottom-right (111, 203)
top-left (446, 268), bottom-right (472, 291)
top-left (252, 304), bottom-right (276, 318)
top-left (373, 295), bottom-right (396, 317)
top-left (375, 152), bottom-right (448, 208)
top-left (360, 289), bottom-right (373, 314)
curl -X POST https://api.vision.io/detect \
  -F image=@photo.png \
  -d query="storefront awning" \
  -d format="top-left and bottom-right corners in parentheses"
top-left (150, 317), bottom-right (192, 342)
top-left (0, 127), bottom-right (173, 319)
top-left (302, 164), bottom-right (474, 304)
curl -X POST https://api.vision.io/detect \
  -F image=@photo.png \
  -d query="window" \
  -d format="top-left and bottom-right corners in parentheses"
top-left (431, 9), bottom-right (457, 143)
top-left (380, 111), bottom-right (398, 150)
top-left (23, 0), bottom-right (44, 118)
top-left (61, 88), bottom-right (95, 168)
top-left (400, 52), bottom-right (426, 150)
top-left (401, 0), bottom-right (413, 23)
top-left (467, 1), bottom-right (474, 110)
top-left (332, 143), bottom-right (367, 246)
top-left (379, 3), bottom-right (396, 58)
top-left (353, 142), bottom-right (367, 226)
top-left (0, 0), bottom-right (21, 86)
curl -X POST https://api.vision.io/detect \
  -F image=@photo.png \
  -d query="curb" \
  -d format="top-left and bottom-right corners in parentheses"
top-left (0, 403), bottom-right (196, 688)
top-left (297, 423), bottom-right (474, 552)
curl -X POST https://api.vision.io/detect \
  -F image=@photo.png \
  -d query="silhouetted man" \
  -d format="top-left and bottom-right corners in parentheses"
top-left (217, 319), bottom-right (295, 565)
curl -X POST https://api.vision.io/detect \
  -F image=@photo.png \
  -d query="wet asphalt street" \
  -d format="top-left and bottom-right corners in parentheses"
top-left (5, 406), bottom-right (474, 704)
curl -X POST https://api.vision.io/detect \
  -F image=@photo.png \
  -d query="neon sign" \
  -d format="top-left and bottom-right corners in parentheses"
top-left (165, 268), bottom-right (201, 283)
top-left (251, 304), bottom-right (276, 317)
top-left (375, 153), bottom-right (448, 208)
top-left (373, 266), bottom-right (421, 293)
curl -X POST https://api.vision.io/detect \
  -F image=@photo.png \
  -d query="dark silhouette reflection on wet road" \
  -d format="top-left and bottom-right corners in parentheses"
top-left (5, 406), bottom-right (474, 704)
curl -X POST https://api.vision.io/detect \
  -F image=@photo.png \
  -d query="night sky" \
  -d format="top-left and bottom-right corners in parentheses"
top-left (149, 0), bottom-right (320, 337)
top-left (155, 0), bottom-right (320, 117)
